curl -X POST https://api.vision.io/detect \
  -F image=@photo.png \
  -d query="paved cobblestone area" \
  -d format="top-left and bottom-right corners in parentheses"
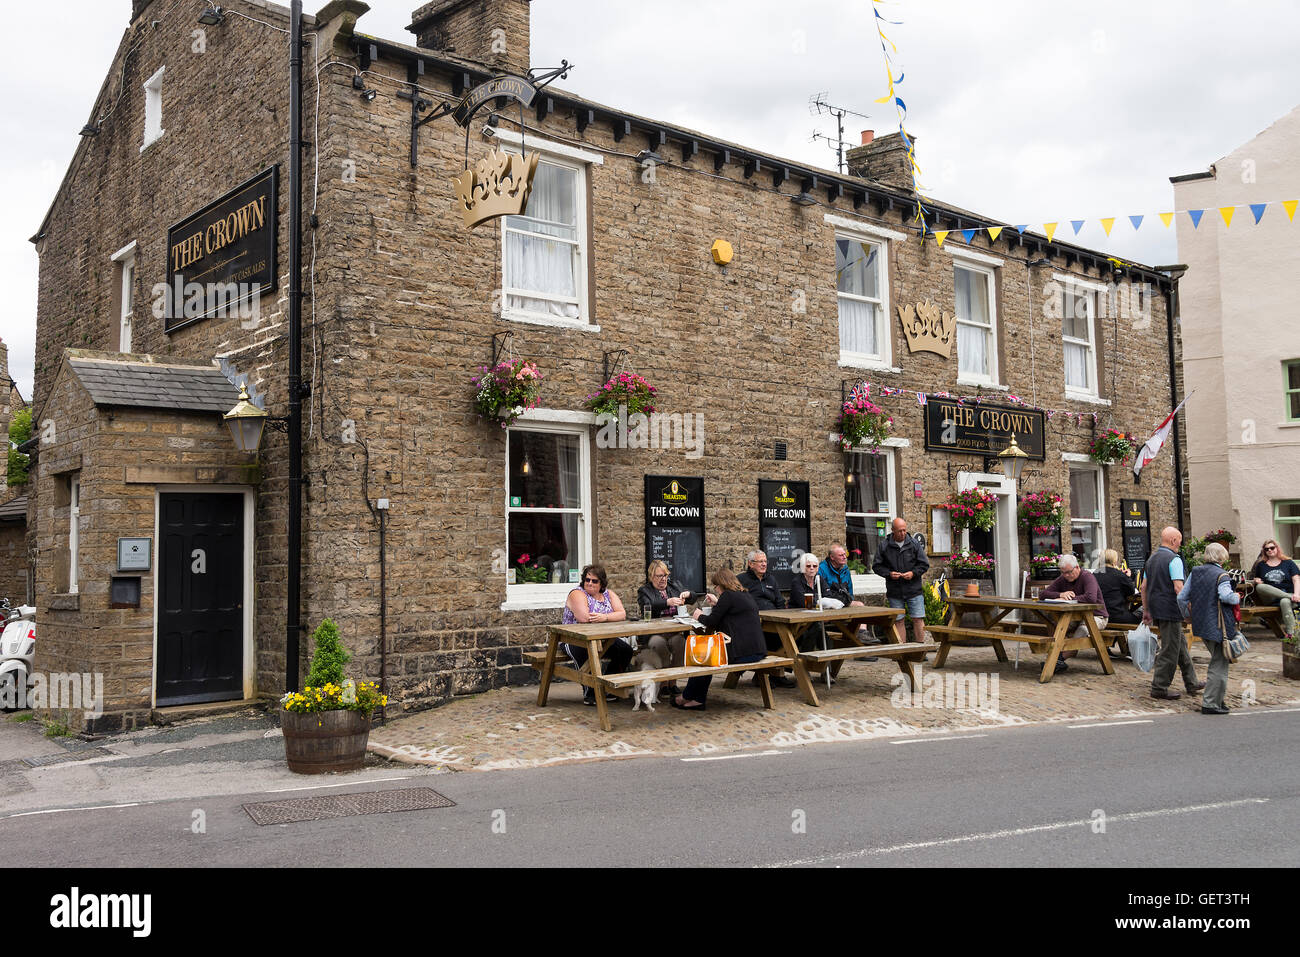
top-left (369, 640), bottom-right (1300, 772)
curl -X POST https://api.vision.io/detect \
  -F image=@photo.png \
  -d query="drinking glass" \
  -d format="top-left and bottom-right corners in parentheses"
top-left (1030, 586), bottom-right (1040, 600)
top-left (804, 593), bottom-right (815, 610)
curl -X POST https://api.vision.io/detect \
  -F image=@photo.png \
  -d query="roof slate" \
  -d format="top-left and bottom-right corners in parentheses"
top-left (67, 359), bottom-right (239, 413)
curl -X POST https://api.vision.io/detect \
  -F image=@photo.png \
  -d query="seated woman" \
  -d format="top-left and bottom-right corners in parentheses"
top-left (635, 560), bottom-right (702, 694)
top-left (788, 553), bottom-right (828, 654)
top-left (1250, 539), bottom-right (1300, 640)
top-left (1096, 548), bottom-right (1141, 621)
top-left (673, 568), bottom-right (770, 712)
top-left (562, 564), bottom-right (634, 706)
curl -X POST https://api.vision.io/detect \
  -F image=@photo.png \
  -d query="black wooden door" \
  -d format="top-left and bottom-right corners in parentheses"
top-left (157, 493), bottom-right (244, 706)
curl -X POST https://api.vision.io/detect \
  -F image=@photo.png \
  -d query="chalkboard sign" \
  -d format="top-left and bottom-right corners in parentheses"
top-left (758, 480), bottom-right (811, 590)
top-left (645, 476), bottom-right (706, 595)
top-left (1120, 499), bottom-right (1151, 571)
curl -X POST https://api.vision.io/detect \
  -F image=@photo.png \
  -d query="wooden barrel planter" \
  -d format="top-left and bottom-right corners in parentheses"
top-left (1284, 648), bottom-right (1300, 681)
top-left (282, 710), bottom-right (371, 774)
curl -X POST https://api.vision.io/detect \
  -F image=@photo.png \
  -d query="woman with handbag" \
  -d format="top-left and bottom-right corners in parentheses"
top-left (1176, 542), bottom-right (1241, 715)
top-left (673, 568), bottom-right (768, 712)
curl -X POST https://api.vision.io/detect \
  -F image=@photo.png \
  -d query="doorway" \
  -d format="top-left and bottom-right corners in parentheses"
top-left (155, 492), bottom-right (246, 706)
top-left (958, 472), bottom-right (1020, 597)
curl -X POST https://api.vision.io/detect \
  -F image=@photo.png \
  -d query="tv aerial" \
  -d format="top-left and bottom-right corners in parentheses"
top-left (809, 92), bottom-right (871, 174)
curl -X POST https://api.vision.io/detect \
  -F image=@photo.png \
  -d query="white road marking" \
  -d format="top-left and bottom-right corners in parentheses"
top-left (766, 798), bottom-right (1270, 867)
top-left (889, 733), bottom-right (988, 745)
top-left (1068, 719), bottom-right (1154, 728)
top-left (1231, 707), bottom-right (1300, 717)
top-left (681, 750), bottom-right (791, 762)
top-left (2, 802), bottom-right (149, 820)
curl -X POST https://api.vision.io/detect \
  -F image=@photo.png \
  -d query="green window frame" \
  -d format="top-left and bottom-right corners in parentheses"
top-left (1285, 360), bottom-right (1300, 422)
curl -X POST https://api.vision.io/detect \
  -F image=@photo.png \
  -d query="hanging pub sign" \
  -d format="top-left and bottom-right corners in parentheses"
top-left (923, 397), bottom-right (1046, 460)
top-left (164, 166), bottom-right (278, 333)
top-left (1120, 498), bottom-right (1152, 571)
top-left (644, 476), bottom-right (706, 596)
top-left (758, 480), bottom-right (811, 591)
top-left (448, 74), bottom-right (542, 229)
top-left (452, 75), bottom-right (537, 127)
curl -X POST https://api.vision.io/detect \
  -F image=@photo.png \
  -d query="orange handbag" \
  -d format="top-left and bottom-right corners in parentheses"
top-left (684, 632), bottom-right (730, 667)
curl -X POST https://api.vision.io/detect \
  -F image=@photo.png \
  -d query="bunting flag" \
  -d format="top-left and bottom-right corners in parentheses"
top-left (1014, 224), bottom-right (1027, 234)
top-left (1188, 209), bottom-right (1205, 228)
top-left (1219, 206), bottom-right (1235, 228)
top-left (987, 226), bottom-right (1003, 242)
top-left (870, 1), bottom-right (925, 227)
top-left (1129, 215), bottom-right (1144, 230)
top-left (934, 230), bottom-right (949, 247)
top-left (1286, 200), bottom-right (1299, 221)
top-left (1044, 222), bottom-right (1059, 242)
top-left (1158, 212), bottom-right (1174, 227)
top-left (1071, 219), bottom-right (1085, 235)
top-left (916, 392), bottom-right (927, 406)
top-left (1100, 217), bottom-right (1115, 236)
top-left (959, 228), bottom-right (976, 244)
top-left (1249, 203), bottom-right (1267, 224)
top-left (1133, 396), bottom-right (1190, 481)
top-left (849, 379), bottom-right (1134, 425)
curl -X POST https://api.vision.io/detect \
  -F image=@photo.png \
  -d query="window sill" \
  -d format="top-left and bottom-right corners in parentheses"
top-left (501, 310), bottom-right (597, 333)
top-left (48, 593), bottom-right (80, 611)
top-left (955, 378), bottom-right (1009, 392)
top-left (838, 357), bottom-right (900, 374)
top-left (851, 574), bottom-right (886, 596)
top-left (502, 583), bottom-right (576, 612)
top-left (829, 432), bottom-right (910, 449)
top-left (1277, 422), bottom-right (1300, 429)
top-left (1064, 392), bottom-right (1112, 407)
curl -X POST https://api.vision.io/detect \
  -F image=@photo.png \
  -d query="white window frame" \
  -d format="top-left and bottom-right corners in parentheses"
top-left (1068, 463), bottom-right (1106, 570)
top-left (834, 229), bottom-right (892, 370)
top-left (953, 261), bottom-right (999, 387)
top-left (498, 134), bottom-right (595, 331)
top-left (502, 423), bottom-right (592, 610)
top-left (846, 447), bottom-right (897, 596)
top-left (69, 476), bottom-right (81, 594)
top-left (141, 65), bottom-right (166, 152)
top-left (1056, 274), bottom-right (1103, 399)
top-left (113, 241), bottom-right (138, 353)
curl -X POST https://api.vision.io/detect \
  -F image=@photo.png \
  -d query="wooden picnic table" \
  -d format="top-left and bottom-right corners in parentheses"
top-left (1240, 604), bottom-right (1286, 640)
top-left (757, 606), bottom-right (936, 707)
top-left (528, 619), bottom-right (792, 732)
top-left (928, 594), bottom-right (1115, 683)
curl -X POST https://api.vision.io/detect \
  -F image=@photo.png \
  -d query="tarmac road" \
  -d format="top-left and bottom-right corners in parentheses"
top-left (3, 706), bottom-right (1297, 869)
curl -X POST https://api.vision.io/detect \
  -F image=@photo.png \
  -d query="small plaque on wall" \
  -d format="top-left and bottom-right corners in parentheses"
top-left (117, 538), bottom-right (152, 572)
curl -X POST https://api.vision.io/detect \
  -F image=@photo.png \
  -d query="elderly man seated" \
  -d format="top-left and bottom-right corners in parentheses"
top-left (737, 549), bottom-right (795, 687)
top-left (1040, 553), bottom-right (1110, 673)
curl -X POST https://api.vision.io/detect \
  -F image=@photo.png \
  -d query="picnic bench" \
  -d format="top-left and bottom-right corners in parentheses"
top-left (527, 619), bottom-right (793, 732)
top-left (929, 594), bottom-right (1115, 683)
top-left (1240, 604), bottom-right (1286, 640)
top-left (1102, 620), bottom-right (1198, 658)
top-left (758, 606), bottom-right (937, 707)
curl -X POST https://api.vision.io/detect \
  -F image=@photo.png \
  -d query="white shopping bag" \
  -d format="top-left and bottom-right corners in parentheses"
top-left (1128, 622), bottom-right (1156, 673)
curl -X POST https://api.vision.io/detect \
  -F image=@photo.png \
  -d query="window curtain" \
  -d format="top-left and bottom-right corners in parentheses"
top-left (506, 162), bottom-right (580, 318)
top-left (956, 267), bottom-right (990, 377)
top-left (836, 239), bottom-right (880, 356)
top-left (1064, 343), bottom-right (1089, 388)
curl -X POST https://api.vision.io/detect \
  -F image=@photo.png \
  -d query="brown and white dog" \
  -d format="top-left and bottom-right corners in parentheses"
top-left (629, 643), bottom-right (670, 711)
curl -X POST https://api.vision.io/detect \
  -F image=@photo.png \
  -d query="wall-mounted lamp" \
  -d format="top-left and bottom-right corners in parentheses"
top-left (79, 124), bottom-right (101, 137)
top-left (223, 384), bottom-right (268, 453)
top-left (791, 192), bottom-right (817, 207)
top-left (198, 3), bottom-right (225, 26)
top-left (636, 149), bottom-right (663, 166)
top-left (997, 434), bottom-right (1030, 482)
top-left (1027, 258), bottom-right (1052, 268)
top-left (360, 88), bottom-right (378, 103)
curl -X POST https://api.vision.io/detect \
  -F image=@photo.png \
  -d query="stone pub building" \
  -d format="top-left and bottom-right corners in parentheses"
top-left (28, 0), bottom-right (1184, 731)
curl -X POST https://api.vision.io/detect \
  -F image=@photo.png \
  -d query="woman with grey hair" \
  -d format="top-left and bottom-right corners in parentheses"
top-left (788, 552), bottom-right (821, 611)
top-left (1177, 541), bottom-right (1240, 714)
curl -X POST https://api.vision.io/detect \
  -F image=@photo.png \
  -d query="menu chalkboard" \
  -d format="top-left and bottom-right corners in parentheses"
top-left (645, 476), bottom-right (706, 595)
top-left (1120, 499), bottom-right (1151, 571)
top-left (758, 480), bottom-right (811, 590)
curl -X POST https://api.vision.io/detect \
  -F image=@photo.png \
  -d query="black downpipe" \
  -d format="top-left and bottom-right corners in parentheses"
top-left (286, 0), bottom-right (304, 691)
top-left (1163, 279), bottom-right (1187, 530)
top-left (378, 507), bottom-right (387, 724)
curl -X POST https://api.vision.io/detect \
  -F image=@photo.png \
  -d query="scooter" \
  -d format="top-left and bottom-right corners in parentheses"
top-left (0, 599), bottom-right (36, 711)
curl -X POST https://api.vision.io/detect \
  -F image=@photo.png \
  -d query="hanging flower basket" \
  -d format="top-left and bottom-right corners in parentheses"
top-left (1203, 528), bottom-right (1236, 547)
top-left (1088, 429), bottom-right (1139, 466)
top-left (1029, 552), bottom-right (1062, 578)
top-left (838, 395), bottom-right (893, 453)
top-left (951, 551), bottom-right (995, 578)
top-left (585, 371), bottom-right (657, 418)
top-left (941, 487), bottom-right (1000, 532)
top-left (471, 359), bottom-right (543, 429)
top-left (1017, 491), bottom-right (1065, 531)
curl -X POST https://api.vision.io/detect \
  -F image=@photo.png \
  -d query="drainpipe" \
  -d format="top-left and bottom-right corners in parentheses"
top-left (286, 0), bottom-right (304, 691)
top-left (1162, 270), bottom-right (1187, 530)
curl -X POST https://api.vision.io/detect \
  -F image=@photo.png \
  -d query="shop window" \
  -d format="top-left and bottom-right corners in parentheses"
top-left (502, 153), bottom-right (589, 325)
top-left (53, 473), bottom-right (80, 594)
top-left (112, 242), bottom-right (138, 353)
top-left (955, 263), bottom-right (998, 385)
top-left (845, 449), bottom-right (896, 574)
top-left (141, 65), bottom-right (166, 151)
top-left (836, 234), bottom-right (890, 368)
top-left (1274, 501), bottom-right (1300, 556)
top-left (1063, 287), bottom-right (1098, 397)
top-left (1284, 361), bottom-right (1300, 422)
top-left (1069, 465), bottom-right (1105, 568)
top-left (505, 427), bottom-right (589, 601)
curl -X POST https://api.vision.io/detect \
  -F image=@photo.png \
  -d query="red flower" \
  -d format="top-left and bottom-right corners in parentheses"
top-left (518, 553), bottom-right (531, 564)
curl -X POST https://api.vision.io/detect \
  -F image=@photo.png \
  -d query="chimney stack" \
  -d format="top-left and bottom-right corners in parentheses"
top-left (408, 0), bottom-right (532, 76)
top-left (846, 131), bottom-right (916, 191)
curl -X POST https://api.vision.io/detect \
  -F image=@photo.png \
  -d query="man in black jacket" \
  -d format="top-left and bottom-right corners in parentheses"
top-left (872, 518), bottom-right (930, 643)
top-left (737, 550), bottom-right (795, 687)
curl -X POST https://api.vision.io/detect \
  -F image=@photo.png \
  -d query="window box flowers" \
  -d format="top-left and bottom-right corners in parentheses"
top-left (585, 371), bottom-right (657, 418)
top-left (941, 487), bottom-right (1000, 532)
top-left (1029, 553), bottom-right (1061, 578)
top-left (1088, 429), bottom-right (1139, 466)
top-left (951, 551), bottom-right (995, 578)
top-left (1017, 491), bottom-right (1065, 531)
top-left (472, 359), bottom-right (543, 428)
top-left (838, 395), bottom-right (893, 453)
top-left (1203, 528), bottom-right (1236, 546)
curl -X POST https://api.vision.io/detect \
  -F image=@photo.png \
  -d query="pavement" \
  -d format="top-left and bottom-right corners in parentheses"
top-left (369, 635), bottom-right (1300, 771)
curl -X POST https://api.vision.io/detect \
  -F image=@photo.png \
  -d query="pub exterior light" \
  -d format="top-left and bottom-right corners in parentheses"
top-left (198, 4), bottom-right (225, 26)
top-left (998, 434), bottom-right (1030, 482)
top-left (224, 384), bottom-right (268, 453)
top-left (710, 239), bottom-right (733, 266)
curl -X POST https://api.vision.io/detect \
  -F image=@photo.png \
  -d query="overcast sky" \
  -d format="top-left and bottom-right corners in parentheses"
top-left (3, 0), bottom-right (1298, 401)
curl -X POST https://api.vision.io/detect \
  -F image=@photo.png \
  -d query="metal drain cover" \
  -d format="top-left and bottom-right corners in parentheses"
top-left (242, 787), bottom-right (456, 826)
top-left (20, 747), bottom-right (115, 768)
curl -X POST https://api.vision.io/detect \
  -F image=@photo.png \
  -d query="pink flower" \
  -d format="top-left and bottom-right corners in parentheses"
top-left (518, 553), bottom-right (531, 564)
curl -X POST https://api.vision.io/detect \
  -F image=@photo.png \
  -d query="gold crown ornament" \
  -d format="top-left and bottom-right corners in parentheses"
top-left (898, 299), bottom-right (956, 358)
top-left (452, 148), bottom-right (540, 229)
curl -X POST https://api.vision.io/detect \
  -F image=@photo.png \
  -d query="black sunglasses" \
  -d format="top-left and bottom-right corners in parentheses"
top-left (583, 577), bottom-right (601, 584)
